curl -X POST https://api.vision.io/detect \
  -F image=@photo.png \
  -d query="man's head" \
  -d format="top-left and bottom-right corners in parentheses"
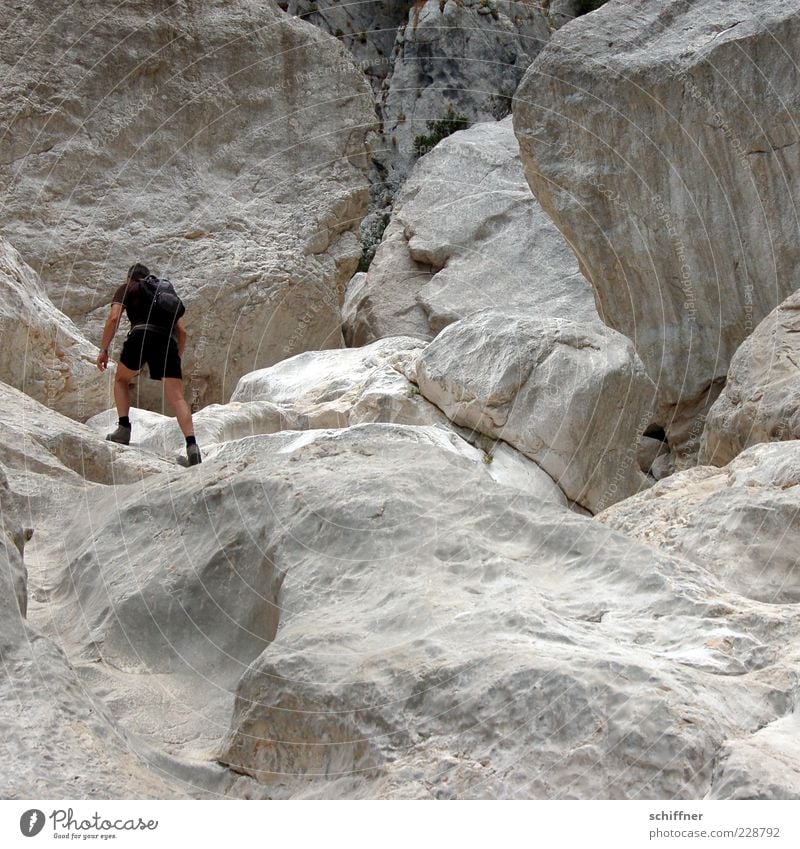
top-left (127, 263), bottom-right (150, 284)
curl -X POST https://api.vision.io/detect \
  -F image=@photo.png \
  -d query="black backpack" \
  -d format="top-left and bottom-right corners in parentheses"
top-left (139, 275), bottom-right (186, 329)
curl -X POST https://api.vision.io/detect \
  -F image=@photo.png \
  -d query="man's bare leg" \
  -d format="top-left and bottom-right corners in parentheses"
top-left (113, 362), bottom-right (139, 419)
top-left (163, 377), bottom-right (194, 438)
top-left (107, 363), bottom-right (139, 445)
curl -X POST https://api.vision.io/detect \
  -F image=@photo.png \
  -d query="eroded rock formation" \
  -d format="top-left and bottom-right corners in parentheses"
top-left (699, 289), bottom-right (800, 466)
top-left (0, 0), bottom-right (376, 407)
top-left (344, 118), bottom-right (599, 345)
top-left (513, 0), bottom-right (800, 456)
top-left (416, 310), bottom-right (655, 512)
top-left (0, 236), bottom-right (110, 420)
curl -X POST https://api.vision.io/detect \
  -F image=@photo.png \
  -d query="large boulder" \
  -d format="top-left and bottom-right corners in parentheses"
top-left (597, 440), bottom-right (800, 605)
top-left (416, 310), bottom-right (656, 512)
top-left (513, 0), bottom-right (800, 453)
top-left (0, 236), bottom-right (110, 420)
top-left (0, 0), bottom-right (376, 407)
top-left (344, 118), bottom-right (599, 345)
top-left (87, 338), bottom-right (568, 506)
top-left (0, 517), bottom-right (190, 798)
top-left (199, 424), bottom-right (797, 798)
top-left (699, 288), bottom-right (800, 467)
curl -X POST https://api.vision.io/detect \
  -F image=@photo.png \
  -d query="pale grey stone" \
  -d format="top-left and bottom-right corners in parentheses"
top-left (0, 236), bottom-right (111, 420)
top-left (346, 119), bottom-right (599, 344)
top-left (416, 310), bottom-right (656, 512)
top-left (0, 0), bottom-right (376, 408)
top-left (700, 288), bottom-right (800, 467)
top-left (597, 440), bottom-right (800, 605)
top-left (513, 0), bottom-right (800, 453)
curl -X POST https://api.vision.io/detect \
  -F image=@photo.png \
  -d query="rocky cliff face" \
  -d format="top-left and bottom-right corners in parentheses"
top-left (5, 0), bottom-right (800, 804)
top-left (286, 1), bottom-right (551, 190)
top-left (0, 0), bottom-right (376, 406)
top-left (513, 0), bottom-right (800, 458)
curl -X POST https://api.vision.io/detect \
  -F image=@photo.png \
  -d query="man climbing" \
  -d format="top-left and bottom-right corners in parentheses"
top-left (96, 262), bottom-right (201, 466)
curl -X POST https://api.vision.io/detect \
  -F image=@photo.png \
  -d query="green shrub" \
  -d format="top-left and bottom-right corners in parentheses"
top-left (412, 106), bottom-right (469, 158)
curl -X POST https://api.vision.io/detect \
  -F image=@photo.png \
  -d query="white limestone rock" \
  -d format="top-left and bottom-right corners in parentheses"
top-left (699, 289), bottom-right (800, 467)
top-left (0, 236), bottom-right (110, 420)
top-left (88, 337), bottom-right (446, 457)
top-left (513, 0), bottom-right (800, 452)
top-left (17, 421), bottom-right (800, 798)
top-left (345, 119), bottom-right (599, 345)
top-left (231, 336), bottom-right (440, 425)
top-left (0, 0), bottom-right (376, 407)
top-left (710, 710), bottom-right (800, 800)
top-left (379, 1), bottom-right (551, 186)
top-left (86, 338), bottom-right (568, 505)
top-left (597, 441), bottom-right (800, 605)
top-left (0, 521), bottom-right (192, 798)
top-left (0, 382), bottom-right (171, 497)
top-left (189, 425), bottom-right (797, 798)
top-left (416, 310), bottom-right (656, 512)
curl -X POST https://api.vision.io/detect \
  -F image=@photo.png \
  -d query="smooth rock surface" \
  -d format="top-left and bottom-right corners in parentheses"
top-left (202, 425), bottom-right (799, 798)
top-left (416, 311), bottom-right (656, 512)
top-left (513, 0), bottom-right (800, 450)
top-left (87, 338), bottom-right (568, 506)
top-left (345, 118), bottom-right (599, 345)
top-left (0, 236), bottom-right (110, 420)
top-left (0, 0), bottom-right (376, 406)
top-left (597, 441), bottom-right (800, 605)
top-left (0, 382), bottom-right (170, 496)
top-left (0, 519), bottom-right (191, 798)
top-left (700, 288), bottom-right (800, 467)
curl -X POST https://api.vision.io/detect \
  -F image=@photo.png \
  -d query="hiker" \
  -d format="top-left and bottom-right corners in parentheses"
top-left (96, 263), bottom-right (201, 466)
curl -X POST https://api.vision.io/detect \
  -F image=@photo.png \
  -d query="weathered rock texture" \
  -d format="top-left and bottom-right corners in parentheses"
top-left (598, 441), bottom-right (800, 606)
top-left (417, 310), bottom-right (655, 512)
top-left (0, 541), bottom-right (193, 799)
top-left (699, 288), bottom-right (800, 467)
top-left (87, 338), bottom-right (568, 505)
top-left (284, 1), bottom-right (411, 95)
top-left (344, 118), bottom-right (599, 345)
top-left (204, 425), bottom-right (799, 798)
top-left (0, 236), bottom-right (110, 420)
top-left (513, 0), bottom-right (800, 453)
top-left (378, 0), bottom-right (551, 185)
top-left (10, 393), bottom-right (800, 799)
top-left (710, 712), bottom-right (800, 800)
top-left (0, 0), bottom-right (376, 406)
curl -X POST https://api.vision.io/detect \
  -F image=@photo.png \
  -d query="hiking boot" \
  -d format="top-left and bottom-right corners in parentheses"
top-left (106, 424), bottom-right (131, 445)
top-left (186, 443), bottom-right (202, 466)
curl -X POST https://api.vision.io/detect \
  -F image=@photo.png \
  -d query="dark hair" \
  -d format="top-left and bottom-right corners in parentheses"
top-left (127, 263), bottom-right (150, 282)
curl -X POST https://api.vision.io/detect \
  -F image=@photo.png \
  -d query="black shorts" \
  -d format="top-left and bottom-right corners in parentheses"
top-left (120, 328), bottom-right (182, 381)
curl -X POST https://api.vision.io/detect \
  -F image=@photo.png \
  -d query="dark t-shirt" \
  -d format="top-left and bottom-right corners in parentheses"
top-left (111, 280), bottom-right (152, 327)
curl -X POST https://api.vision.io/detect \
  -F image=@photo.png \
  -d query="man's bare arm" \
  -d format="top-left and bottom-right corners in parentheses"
top-left (97, 303), bottom-right (124, 371)
top-left (175, 318), bottom-right (187, 358)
